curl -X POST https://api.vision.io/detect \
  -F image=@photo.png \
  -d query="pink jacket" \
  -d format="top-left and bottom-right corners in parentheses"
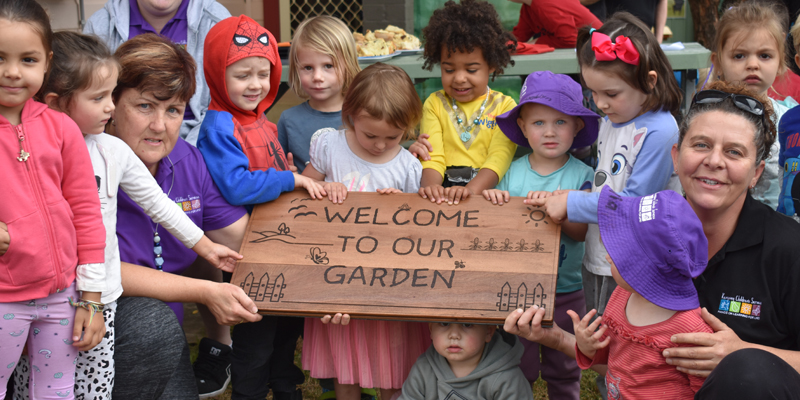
top-left (0, 99), bottom-right (105, 302)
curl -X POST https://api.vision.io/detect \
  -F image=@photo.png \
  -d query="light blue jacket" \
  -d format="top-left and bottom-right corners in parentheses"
top-left (84, 0), bottom-right (231, 144)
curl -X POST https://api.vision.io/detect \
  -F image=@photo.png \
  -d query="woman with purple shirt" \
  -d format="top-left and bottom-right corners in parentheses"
top-left (110, 35), bottom-right (253, 399)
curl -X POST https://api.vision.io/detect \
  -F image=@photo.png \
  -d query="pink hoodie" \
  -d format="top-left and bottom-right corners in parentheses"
top-left (0, 99), bottom-right (105, 301)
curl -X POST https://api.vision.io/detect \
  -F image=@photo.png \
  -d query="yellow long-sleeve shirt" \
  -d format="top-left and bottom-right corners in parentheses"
top-left (420, 89), bottom-right (517, 181)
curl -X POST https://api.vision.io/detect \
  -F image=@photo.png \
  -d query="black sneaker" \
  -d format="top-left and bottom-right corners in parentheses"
top-left (194, 338), bottom-right (232, 398)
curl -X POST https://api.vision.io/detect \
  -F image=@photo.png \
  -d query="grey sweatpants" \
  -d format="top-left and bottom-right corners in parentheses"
top-left (111, 297), bottom-right (197, 400)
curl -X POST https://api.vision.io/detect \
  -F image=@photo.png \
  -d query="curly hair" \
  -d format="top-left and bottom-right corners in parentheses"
top-left (421, 0), bottom-right (515, 79)
top-left (679, 81), bottom-right (775, 165)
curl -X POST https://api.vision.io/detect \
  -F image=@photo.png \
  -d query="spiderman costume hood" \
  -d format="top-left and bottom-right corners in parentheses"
top-left (204, 15), bottom-right (282, 125)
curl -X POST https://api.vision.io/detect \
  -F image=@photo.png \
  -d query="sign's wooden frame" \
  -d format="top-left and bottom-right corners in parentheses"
top-left (231, 191), bottom-right (561, 324)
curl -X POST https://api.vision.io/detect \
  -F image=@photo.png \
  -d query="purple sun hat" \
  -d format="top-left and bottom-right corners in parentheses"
top-left (598, 187), bottom-right (708, 311)
top-left (496, 71), bottom-right (599, 149)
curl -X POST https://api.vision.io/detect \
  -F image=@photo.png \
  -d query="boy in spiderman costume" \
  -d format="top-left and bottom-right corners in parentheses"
top-left (197, 15), bottom-right (323, 400)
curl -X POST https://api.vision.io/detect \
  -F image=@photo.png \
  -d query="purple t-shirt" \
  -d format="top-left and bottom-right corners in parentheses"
top-left (117, 138), bottom-right (247, 322)
top-left (129, 0), bottom-right (195, 121)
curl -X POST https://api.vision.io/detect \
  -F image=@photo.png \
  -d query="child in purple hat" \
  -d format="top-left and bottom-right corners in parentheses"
top-left (571, 187), bottom-right (712, 399)
top-left (484, 71), bottom-right (598, 398)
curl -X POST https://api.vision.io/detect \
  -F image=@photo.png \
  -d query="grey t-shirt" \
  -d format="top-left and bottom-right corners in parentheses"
top-left (277, 101), bottom-right (342, 172)
top-left (309, 128), bottom-right (422, 193)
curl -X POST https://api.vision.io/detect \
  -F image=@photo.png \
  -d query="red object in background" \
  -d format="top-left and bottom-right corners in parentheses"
top-left (769, 70), bottom-right (800, 101)
top-left (508, 40), bottom-right (555, 55)
top-left (264, 0), bottom-right (280, 41)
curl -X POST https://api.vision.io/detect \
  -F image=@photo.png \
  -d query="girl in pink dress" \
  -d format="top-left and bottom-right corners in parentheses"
top-left (300, 63), bottom-right (431, 400)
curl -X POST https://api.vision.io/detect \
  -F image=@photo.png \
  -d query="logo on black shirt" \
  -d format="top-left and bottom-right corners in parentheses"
top-left (718, 293), bottom-right (761, 320)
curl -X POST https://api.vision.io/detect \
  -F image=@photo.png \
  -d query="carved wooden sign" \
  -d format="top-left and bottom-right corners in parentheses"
top-left (231, 190), bottom-right (562, 324)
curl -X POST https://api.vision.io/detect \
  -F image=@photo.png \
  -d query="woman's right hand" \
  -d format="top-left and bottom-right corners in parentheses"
top-left (323, 182), bottom-right (349, 204)
top-left (202, 283), bottom-right (263, 326)
top-left (408, 133), bottom-right (433, 161)
top-left (0, 221), bottom-right (8, 255)
top-left (321, 313), bottom-right (351, 325)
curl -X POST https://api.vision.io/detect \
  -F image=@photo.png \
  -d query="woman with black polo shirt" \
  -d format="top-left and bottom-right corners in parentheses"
top-left (505, 81), bottom-right (800, 398)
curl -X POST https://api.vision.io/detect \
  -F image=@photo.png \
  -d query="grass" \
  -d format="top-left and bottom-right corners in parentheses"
top-left (185, 305), bottom-right (603, 399)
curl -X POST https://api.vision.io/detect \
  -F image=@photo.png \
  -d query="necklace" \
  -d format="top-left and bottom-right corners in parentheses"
top-left (153, 156), bottom-right (175, 271)
top-left (452, 87), bottom-right (491, 143)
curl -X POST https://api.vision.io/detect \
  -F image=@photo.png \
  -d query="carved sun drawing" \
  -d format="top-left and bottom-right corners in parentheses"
top-left (522, 206), bottom-right (548, 227)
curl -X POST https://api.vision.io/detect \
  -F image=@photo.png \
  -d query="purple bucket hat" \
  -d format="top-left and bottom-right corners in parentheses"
top-left (598, 187), bottom-right (708, 311)
top-left (496, 71), bottom-right (599, 149)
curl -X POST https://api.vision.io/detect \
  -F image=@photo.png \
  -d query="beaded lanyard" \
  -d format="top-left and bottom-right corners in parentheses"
top-left (451, 86), bottom-right (491, 143)
top-left (153, 156), bottom-right (175, 271)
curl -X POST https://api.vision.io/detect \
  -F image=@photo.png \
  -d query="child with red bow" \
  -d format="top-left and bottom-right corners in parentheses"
top-left (527, 12), bottom-right (685, 395)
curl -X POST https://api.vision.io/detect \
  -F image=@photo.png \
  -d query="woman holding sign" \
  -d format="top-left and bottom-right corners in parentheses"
top-left (507, 82), bottom-right (800, 398)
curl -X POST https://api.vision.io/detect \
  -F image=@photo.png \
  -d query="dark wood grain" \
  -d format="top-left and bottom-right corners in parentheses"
top-left (231, 190), bottom-right (562, 324)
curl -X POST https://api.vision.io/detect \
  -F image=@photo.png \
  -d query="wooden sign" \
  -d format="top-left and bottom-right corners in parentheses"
top-left (231, 191), bottom-right (562, 324)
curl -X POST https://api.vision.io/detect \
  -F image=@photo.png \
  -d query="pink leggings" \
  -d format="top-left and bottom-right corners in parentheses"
top-left (0, 284), bottom-right (78, 400)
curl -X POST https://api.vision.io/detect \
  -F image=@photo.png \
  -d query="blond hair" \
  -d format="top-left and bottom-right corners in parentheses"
top-left (714, 1), bottom-right (788, 81)
top-left (341, 63), bottom-right (422, 140)
top-left (289, 16), bottom-right (360, 99)
top-left (791, 13), bottom-right (800, 54)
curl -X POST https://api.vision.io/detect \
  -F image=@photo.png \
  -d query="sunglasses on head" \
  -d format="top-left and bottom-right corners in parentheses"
top-left (691, 90), bottom-right (766, 124)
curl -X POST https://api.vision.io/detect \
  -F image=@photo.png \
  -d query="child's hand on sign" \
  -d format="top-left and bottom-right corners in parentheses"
top-left (377, 188), bottom-right (402, 194)
top-left (526, 192), bottom-right (568, 224)
top-left (321, 313), bottom-right (351, 325)
top-left (443, 186), bottom-right (473, 205)
top-left (526, 191), bottom-right (552, 201)
top-left (504, 305), bottom-right (563, 348)
top-left (482, 189), bottom-right (510, 205)
top-left (294, 173), bottom-right (327, 199)
top-left (323, 182), bottom-right (349, 204)
top-left (419, 184), bottom-right (446, 203)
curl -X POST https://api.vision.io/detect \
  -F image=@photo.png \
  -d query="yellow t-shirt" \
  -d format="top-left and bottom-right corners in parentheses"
top-left (420, 89), bottom-right (517, 181)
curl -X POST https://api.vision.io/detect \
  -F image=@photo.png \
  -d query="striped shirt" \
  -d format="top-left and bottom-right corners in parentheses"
top-left (576, 287), bottom-right (711, 399)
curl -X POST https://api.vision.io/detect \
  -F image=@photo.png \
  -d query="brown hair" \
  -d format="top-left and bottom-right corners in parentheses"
top-left (44, 31), bottom-right (119, 111)
top-left (714, 1), bottom-right (788, 82)
top-left (679, 81), bottom-right (775, 164)
top-left (113, 33), bottom-right (196, 103)
top-left (289, 16), bottom-right (361, 99)
top-left (341, 63), bottom-right (422, 140)
top-left (1, 0), bottom-right (53, 99)
top-left (421, 0), bottom-right (515, 79)
top-left (576, 12), bottom-right (682, 116)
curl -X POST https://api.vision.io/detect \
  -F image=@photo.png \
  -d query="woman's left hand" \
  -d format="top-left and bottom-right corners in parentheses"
top-left (662, 308), bottom-right (745, 377)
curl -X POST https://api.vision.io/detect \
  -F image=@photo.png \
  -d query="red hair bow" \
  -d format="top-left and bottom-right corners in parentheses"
top-left (591, 32), bottom-right (640, 65)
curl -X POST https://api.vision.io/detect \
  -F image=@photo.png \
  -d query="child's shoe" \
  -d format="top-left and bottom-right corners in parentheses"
top-left (194, 337), bottom-right (232, 398)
